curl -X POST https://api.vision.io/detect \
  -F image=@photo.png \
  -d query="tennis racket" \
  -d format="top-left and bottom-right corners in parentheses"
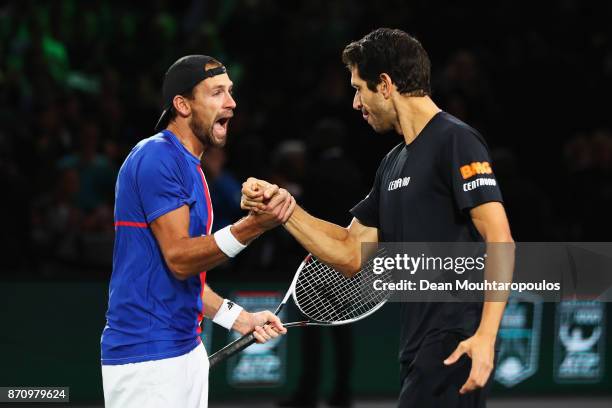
top-left (208, 250), bottom-right (390, 368)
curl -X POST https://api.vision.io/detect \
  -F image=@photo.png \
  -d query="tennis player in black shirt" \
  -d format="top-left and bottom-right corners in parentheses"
top-left (243, 28), bottom-right (513, 408)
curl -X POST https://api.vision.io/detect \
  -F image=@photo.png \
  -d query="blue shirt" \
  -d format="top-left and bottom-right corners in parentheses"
top-left (101, 130), bottom-right (213, 365)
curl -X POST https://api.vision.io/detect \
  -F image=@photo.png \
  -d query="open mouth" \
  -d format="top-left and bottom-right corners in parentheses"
top-left (362, 110), bottom-right (369, 120)
top-left (213, 116), bottom-right (231, 134)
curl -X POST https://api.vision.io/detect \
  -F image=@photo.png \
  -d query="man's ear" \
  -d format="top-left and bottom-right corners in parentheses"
top-left (172, 95), bottom-right (191, 118)
top-left (379, 73), bottom-right (394, 99)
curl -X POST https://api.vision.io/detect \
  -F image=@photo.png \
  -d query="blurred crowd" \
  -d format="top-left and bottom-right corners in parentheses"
top-left (1, 0), bottom-right (611, 279)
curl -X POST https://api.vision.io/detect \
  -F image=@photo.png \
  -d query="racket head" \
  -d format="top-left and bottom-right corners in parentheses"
top-left (290, 250), bottom-right (391, 325)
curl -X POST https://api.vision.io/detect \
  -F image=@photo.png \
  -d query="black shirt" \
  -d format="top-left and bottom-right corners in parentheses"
top-left (350, 111), bottom-right (503, 363)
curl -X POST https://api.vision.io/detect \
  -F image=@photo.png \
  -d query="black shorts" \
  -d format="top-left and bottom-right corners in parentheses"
top-left (398, 332), bottom-right (495, 408)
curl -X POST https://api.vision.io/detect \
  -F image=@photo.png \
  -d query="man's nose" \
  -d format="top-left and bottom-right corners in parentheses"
top-left (353, 93), bottom-right (362, 111)
top-left (226, 93), bottom-right (237, 109)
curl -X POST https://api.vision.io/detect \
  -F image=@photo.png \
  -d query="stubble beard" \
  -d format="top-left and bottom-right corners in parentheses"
top-left (189, 114), bottom-right (225, 148)
top-left (371, 111), bottom-right (395, 134)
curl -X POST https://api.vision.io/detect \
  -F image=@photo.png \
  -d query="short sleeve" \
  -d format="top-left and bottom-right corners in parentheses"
top-left (448, 129), bottom-right (503, 212)
top-left (135, 146), bottom-right (195, 224)
top-left (350, 161), bottom-right (383, 228)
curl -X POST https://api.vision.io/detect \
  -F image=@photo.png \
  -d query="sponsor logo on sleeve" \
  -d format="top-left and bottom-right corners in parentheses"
top-left (463, 178), bottom-right (497, 192)
top-left (459, 161), bottom-right (496, 192)
top-left (460, 161), bottom-right (493, 179)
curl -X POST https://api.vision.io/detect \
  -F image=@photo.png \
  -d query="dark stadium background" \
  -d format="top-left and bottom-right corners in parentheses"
top-left (1, 0), bottom-right (611, 406)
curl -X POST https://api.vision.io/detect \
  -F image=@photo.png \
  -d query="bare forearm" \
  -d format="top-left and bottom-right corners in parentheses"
top-left (166, 235), bottom-right (226, 279)
top-left (166, 215), bottom-right (265, 279)
top-left (477, 238), bottom-right (515, 337)
top-left (284, 206), bottom-right (360, 274)
top-left (202, 284), bottom-right (224, 319)
top-left (477, 301), bottom-right (506, 339)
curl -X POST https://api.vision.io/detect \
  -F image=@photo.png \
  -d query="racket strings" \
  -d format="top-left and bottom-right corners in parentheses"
top-left (294, 251), bottom-right (391, 323)
top-left (296, 261), bottom-right (383, 322)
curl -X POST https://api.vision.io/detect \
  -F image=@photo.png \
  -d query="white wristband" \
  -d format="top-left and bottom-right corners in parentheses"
top-left (213, 225), bottom-right (247, 258)
top-left (212, 299), bottom-right (243, 330)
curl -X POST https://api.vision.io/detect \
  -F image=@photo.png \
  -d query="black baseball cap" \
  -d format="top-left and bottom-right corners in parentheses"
top-left (154, 55), bottom-right (227, 132)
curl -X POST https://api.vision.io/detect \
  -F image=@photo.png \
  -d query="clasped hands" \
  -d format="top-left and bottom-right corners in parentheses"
top-left (241, 177), bottom-right (295, 228)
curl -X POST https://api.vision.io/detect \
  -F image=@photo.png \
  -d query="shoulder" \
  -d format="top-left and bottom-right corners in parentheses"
top-left (132, 133), bottom-right (181, 160)
top-left (379, 143), bottom-right (405, 168)
top-left (121, 132), bottom-right (187, 180)
top-left (435, 112), bottom-right (489, 149)
top-left (130, 133), bottom-right (186, 168)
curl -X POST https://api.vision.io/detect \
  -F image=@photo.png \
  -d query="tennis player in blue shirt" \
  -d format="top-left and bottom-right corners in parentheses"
top-left (101, 55), bottom-right (294, 408)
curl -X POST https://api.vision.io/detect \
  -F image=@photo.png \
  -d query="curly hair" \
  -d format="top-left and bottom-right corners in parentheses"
top-left (342, 28), bottom-right (431, 96)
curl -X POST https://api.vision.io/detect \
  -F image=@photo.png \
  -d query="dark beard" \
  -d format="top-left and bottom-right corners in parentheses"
top-left (189, 115), bottom-right (226, 148)
top-left (189, 114), bottom-right (211, 146)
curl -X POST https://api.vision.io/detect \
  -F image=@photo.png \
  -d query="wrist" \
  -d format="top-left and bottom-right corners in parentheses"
top-left (232, 310), bottom-right (254, 335)
top-left (232, 215), bottom-right (266, 242)
top-left (283, 205), bottom-right (302, 230)
top-left (475, 328), bottom-right (498, 341)
top-left (214, 224), bottom-right (248, 258)
top-left (212, 299), bottom-right (243, 330)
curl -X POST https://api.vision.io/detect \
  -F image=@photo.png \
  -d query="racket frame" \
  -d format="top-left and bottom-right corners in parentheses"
top-left (208, 252), bottom-right (389, 366)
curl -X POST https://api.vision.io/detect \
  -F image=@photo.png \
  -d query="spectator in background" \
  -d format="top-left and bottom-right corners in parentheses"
top-left (303, 120), bottom-right (363, 225)
top-left (267, 140), bottom-right (309, 270)
top-left (435, 50), bottom-right (499, 134)
top-left (57, 119), bottom-right (116, 214)
top-left (234, 140), bottom-right (308, 280)
top-left (30, 168), bottom-right (82, 273)
top-left (491, 148), bottom-right (553, 241)
top-left (270, 140), bottom-right (307, 199)
top-left (563, 130), bottom-right (612, 240)
top-left (33, 101), bottom-right (73, 189)
top-left (54, 120), bottom-right (116, 269)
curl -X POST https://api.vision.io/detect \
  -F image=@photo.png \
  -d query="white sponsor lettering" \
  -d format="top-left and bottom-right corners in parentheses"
top-left (463, 177), bottom-right (497, 191)
top-left (388, 177), bottom-right (411, 191)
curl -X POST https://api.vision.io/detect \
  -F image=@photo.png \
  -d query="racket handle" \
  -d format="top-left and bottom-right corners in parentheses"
top-left (208, 332), bottom-right (257, 368)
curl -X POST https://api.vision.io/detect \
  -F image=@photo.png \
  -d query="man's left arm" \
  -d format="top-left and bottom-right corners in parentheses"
top-left (444, 201), bottom-right (515, 394)
top-left (202, 284), bottom-right (286, 343)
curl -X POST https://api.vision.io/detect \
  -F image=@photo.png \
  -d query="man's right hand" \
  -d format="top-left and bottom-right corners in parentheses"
top-left (229, 180), bottom-right (295, 246)
top-left (246, 185), bottom-right (296, 230)
top-left (241, 177), bottom-right (282, 212)
top-left (239, 177), bottom-right (295, 230)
